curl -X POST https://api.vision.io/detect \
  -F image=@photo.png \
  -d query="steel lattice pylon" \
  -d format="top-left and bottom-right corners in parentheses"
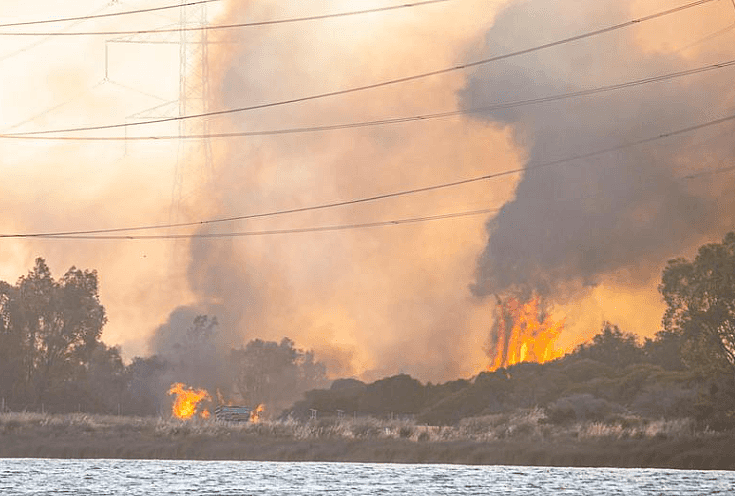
top-left (175, 0), bottom-right (212, 219)
top-left (107, 0), bottom-right (213, 222)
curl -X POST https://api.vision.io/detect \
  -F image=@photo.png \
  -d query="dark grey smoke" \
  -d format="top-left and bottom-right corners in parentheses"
top-left (464, 0), bottom-right (735, 299)
top-left (148, 305), bottom-right (230, 402)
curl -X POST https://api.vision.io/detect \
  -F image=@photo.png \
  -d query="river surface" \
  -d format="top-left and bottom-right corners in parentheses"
top-left (1, 459), bottom-right (733, 495)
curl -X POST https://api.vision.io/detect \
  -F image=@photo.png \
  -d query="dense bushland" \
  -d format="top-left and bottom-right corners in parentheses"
top-left (2, 232), bottom-right (734, 432)
top-left (289, 326), bottom-right (707, 426)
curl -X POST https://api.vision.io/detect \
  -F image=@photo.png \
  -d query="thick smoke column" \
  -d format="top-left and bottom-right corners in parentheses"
top-left (3, 0), bottom-right (733, 385)
top-left (161, 0), bottom-right (516, 382)
top-left (465, 0), bottom-right (735, 301)
top-left (150, 0), bottom-right (735, 384)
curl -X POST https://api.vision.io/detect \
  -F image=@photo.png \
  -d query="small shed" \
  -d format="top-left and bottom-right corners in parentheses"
top-left (214, 405), bottom-right (252, 422)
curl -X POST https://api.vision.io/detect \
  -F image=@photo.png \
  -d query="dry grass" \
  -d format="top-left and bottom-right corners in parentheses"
top-left (2, 410), bottom-right (734, 469)
top-left (0, 409), bottom-right (699, 443)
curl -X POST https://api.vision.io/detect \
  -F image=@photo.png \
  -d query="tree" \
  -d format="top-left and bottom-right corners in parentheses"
top-left (78, 344), bottom-right (127, 413)
top-left (643, 330), bottom-right (685, 371)
top-left (660, 232), bottom-right (735, 373)
top-left (231, 337), bottom-right (326, 414)
top-left (123, 355), bottom-right (170, 416)
top-left (0, 258), bottom-right (107, 409)
top-left (0, 280), bottom-right (23, 405)
top-left (572, 322), bottom-right (643, 369)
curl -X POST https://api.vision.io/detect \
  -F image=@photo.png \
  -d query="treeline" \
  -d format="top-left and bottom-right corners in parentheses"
top-left (0, 258), bottom-right (117, 413)
top-left (292, 232), bottom-right (735, 430)
top-left (289, 326), bottom-right (687, 419)
top-left (290, 324), bottom-right (730, 429)
top-left (2, 232), bottom-right (734, 428)
top-left (126, 332), bottom-right (327, 416)
top-left (0, 259), bottom-right (326, 414)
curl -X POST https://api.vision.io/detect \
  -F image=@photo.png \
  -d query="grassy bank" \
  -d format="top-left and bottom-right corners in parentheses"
top-left (1, 410), bottom-right (734, 470)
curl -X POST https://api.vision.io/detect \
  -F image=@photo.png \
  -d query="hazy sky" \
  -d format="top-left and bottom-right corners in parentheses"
top-left (1, 0), bottom-right (734, 382)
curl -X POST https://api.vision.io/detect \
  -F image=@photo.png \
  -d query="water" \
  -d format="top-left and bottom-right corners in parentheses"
top-left (1, 459), bottom-right (733, 495)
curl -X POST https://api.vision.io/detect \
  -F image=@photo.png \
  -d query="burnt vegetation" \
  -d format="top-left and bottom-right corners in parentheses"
top-left (1, 232), bottom-right (735, 436)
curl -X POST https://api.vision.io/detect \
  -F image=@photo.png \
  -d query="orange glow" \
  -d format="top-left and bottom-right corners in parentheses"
top-left (250, 404), bottom-right (265, 423)
top-left (167, 382), bottom-right (211, 420)
top-left (488, 296), bottom-right (565, 371)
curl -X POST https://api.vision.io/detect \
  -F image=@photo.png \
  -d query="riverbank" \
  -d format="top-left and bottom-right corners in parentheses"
top-left (2, 412), bottom-right (733, 469)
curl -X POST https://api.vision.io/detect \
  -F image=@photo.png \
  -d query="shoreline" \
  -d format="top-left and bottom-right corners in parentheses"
top-left (4, 434), bottom-right (734, 470)
top-left (2, 413), bottom-right (734, 470)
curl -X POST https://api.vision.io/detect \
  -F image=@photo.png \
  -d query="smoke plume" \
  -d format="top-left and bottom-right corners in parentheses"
top-left (464, 0), bottom-right (735, 304)
top-left (158, 0), bottom-right (514, 382)
top-left (3, 0), bottom-right (734, 388)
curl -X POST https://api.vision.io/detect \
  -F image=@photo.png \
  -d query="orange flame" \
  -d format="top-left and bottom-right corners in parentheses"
top-left (167, 382), bottom-right (211, 420)
top-left (250, 404), bottom-right (265, 423)
top-left (487, 296), bottom-right (564, 371)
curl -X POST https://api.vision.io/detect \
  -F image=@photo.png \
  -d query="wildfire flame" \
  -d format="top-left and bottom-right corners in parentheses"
top-left (168, 382), bottom-right (211, 420)
top-left (487, 296), bottom-right (564, 371)
top-left (250, 404), bottom-right (265, 423)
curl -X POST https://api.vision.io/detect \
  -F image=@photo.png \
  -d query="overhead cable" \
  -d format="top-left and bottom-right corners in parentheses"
top-left (2, 58), bottom-right (733, 141)
top-left (0, 0), bottom-right (453, 36)
top-left (8, 208), bottom-right (500, 240)
top-left (0, 3), bottom-right (113, 63)
top-left (3, 0), bottom-right (716, 137)
top-left (2, 110), bottom-right (733, 239)
top-left (0, 0), bottom-right (221, 28)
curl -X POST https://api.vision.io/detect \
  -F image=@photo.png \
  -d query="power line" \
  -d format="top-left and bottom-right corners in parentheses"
top-left (2, 58), bottom-right (733, 141)
top-left (4, 0), bottom-right (716, 137)
top-left (0, 0), bottom-right (221, 28)
top-left (0, 0), bottom-right (453, 36)
top-left (0, 3), bottom-right (113, 63)
top-left (11, 208), bottom-right (500, 240)
top-left (3, 110), bottom-right (733, 239)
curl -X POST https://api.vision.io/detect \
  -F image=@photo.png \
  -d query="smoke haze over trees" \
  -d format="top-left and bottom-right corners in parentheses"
top-left (3, 231), bottom-right (735, 431)
top-left (0, 259), bottom-right (327, 415)
top-left (3, 0), bottom-right (734, 383)
top-left (2, 0), bottom-right (735, 424)
top-left (232, 338), bottom-right (327, 413)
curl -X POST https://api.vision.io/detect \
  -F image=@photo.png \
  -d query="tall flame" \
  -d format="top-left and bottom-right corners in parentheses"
top-left (168, 382), bottom-right (211, 420)
top-left (487, 296), bottom-right (564, 371)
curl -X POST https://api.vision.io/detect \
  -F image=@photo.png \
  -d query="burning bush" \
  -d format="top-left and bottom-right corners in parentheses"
top-left (167, 383), bottom-right (211, 420)
top-left (487, 296), bottom-right (564, 370)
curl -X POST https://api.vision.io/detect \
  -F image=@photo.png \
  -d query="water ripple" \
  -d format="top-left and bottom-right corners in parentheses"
top-left (2, 459), bottom-right (734, 495)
